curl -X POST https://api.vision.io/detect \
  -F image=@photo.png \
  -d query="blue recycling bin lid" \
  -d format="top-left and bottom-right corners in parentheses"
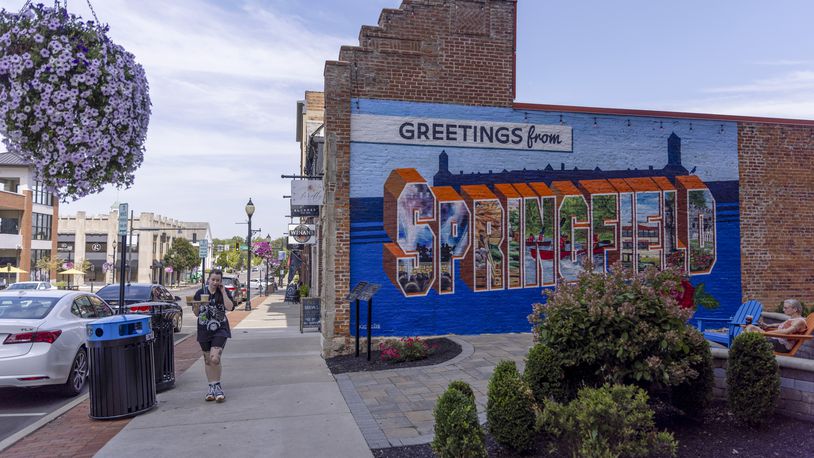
top-left (87, 314), bottom-right (152, 342)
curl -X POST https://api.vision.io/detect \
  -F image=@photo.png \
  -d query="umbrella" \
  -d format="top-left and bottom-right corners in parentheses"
top-left (58, 268), bottom-right (86, 275)
top-left (0, 265), bottom-right (27, 273)
top-left (59, 268), bottom-right (86, 289)
top-left (0, 265), bottom-right (26, 287)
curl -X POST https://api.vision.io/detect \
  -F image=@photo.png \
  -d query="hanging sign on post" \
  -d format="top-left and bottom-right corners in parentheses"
top-left (290, 180), bottom-right (323, 217)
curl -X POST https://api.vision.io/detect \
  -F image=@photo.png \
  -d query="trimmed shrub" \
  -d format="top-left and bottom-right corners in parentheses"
top-left (670, 328), bottom-right (714, 418)
top-left (528, 266), bottom-right (711, 413)
top-left (542, 384), bottom-right (677, 458)
top-left (432, 384), bottom-right (486, 458)
top-left (524, 343), bottom-right (567, 404)
top-left (727, 331), bottom-right (780, 426)
top-left (486, 360), bottom-right (539, 452)
top-left (448, 380), bottom-right (475, 403)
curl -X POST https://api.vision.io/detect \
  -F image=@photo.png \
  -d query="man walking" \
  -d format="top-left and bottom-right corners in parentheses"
top-left (193, 269), bottom-right (235, 402)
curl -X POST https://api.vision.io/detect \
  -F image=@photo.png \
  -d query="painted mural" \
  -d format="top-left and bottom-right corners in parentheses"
top-left (350, 99), bottom-right (740, 336)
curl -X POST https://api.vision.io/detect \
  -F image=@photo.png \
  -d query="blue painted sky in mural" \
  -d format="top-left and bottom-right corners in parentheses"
top-left (350, 99), bottom-right (739, 198)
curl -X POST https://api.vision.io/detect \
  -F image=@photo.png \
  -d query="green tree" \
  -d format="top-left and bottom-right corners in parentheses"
top-left (164, 238), bottom-right (198, 273)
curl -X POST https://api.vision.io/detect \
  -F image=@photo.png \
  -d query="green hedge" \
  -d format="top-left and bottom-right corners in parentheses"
top-left (524, 343), bottom-right (566, 404)
top-left (542, 384), bottom-right (677, 458)
top-left (486, 360), bottom-right (539, 452)
top-left (432, 383), bottom-right (486, 458)
top-left (727, 331), bottom-right (780, 426)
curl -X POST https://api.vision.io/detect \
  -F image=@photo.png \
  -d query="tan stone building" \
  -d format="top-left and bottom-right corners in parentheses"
top-left (58, 209), bottom-right (212, 286)
top-left (0, 153), bottom-right (59, 283)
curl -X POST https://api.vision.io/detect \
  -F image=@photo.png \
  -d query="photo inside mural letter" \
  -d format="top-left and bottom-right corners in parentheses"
top-left (380, 135), bottom-right (722, 298)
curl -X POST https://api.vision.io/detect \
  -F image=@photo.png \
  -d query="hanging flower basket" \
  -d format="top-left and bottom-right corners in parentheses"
top-left (0, 2), bottom-right (151, 200)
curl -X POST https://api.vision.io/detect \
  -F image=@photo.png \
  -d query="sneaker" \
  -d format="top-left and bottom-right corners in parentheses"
top-left (213, 383), bottom-right (225, 402)
top-left (205, 385), bottom-right (216, 402)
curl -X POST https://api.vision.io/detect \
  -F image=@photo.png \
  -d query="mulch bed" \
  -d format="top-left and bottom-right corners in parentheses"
top-left (325, 338), bottom-right (462, 374)
top-left (372, 401), bottom-right (814, 458)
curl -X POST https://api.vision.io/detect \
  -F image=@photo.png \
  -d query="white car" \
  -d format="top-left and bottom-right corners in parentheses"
top-left (0, 290), bottom-right (115, 396)
top-left (6, 281), bottom-right (57, 291)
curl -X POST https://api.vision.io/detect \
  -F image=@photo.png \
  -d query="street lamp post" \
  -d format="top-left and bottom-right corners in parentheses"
top-left (265, 233), bottom-right (271, 295)
top-left (245, 198), bottom-right (255, 311)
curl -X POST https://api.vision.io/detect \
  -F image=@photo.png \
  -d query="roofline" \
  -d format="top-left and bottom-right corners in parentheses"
top-left (513, 102), bottom-right (814, 127)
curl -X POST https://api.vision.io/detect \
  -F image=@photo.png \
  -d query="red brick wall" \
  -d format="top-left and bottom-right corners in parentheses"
top-left (739, 122), bottom-right (814, 311)
top-left (323, 0), bottom-right (517, 339)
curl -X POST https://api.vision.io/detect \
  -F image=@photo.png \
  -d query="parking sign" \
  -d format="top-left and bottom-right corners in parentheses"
top-left (199, 239), bottom-right (208, 258)
top-left (117, 203), bottom-right (128, 236)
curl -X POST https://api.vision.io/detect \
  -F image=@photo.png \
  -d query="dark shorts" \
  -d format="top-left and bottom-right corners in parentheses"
top-left (769, 338), bottom-right (789, 353)
top-left (199, 335), bottom-right (228, 352)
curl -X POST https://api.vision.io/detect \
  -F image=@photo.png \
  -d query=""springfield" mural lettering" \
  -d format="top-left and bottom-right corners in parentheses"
top-left (382, 169), bottom-right (715, 297)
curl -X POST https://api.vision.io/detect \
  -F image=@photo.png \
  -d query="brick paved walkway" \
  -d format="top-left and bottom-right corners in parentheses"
top-left (335, 333), bottom-right (534, 448)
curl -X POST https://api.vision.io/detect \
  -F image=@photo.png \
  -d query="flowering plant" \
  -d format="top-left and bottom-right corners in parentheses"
top-left (0, 3), bottom-right (150, 200)
top-left (379, 337), bottom-right (437, 363)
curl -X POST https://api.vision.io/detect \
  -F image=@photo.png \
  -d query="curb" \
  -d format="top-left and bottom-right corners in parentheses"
top-left (0, 330), bottom-right (195, 453)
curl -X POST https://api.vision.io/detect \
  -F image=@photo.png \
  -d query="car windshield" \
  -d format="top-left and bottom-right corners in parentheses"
top-left (222, 278), bottom-right (237, 286)
top-left (0, 296), bottom-right (60, 319)
top-left (96, 285), bottom-right (153, 303)
top-left (7, 283), bottom-right (40, 290)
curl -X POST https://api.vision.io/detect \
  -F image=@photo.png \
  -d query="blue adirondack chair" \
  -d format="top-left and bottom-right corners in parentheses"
top-left (693, 300), bottom-right (763, 347)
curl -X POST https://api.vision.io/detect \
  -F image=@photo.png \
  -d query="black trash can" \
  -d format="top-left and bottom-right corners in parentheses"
top-left (87, 315), bottom-right (157, 420)
top-left (150, 305), bottom-right (176, 392)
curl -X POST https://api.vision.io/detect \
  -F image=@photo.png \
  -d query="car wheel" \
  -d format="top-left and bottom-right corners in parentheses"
top-left (174, 313), bottom-right (182, 332)
top-left (60, 348), bottom-right (88, 397)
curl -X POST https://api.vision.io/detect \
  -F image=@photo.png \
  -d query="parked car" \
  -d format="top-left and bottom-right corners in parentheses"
top-left (220, 276), bottom-right (245, 303)
top-left (0, 290), bottom-right (114, 395)
top-left (6, 281), bottom-right (57, 291)
top-left (95, 284), bottom-right (184, 332)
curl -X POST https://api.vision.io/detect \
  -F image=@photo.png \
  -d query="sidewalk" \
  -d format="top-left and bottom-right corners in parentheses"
top-left (95, 294), bottom-right (371, 457)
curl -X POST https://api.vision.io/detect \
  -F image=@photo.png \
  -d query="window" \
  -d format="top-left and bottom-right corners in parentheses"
top-left (30, 249), bottom-right (51, 281)
top-left (71, 296), bottom-right (95, 318)
top-left (88, 296), bottom-right (113, 317)
top-left (32, 181), bottom-right (53, 206)
top-left (0, 217), bottom-right (19, 234)
top-left (32, 212), bottom-right (52, 240)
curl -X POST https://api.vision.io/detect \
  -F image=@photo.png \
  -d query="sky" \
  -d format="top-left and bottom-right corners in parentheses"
top-left (1, 0), bottom-right (812, 238)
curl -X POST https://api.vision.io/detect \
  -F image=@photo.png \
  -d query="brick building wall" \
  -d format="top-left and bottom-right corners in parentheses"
top-left (739, 123), bottom-right (814, 312)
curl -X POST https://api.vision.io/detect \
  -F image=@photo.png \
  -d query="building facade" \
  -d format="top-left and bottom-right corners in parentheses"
top-left (58, 209), bottom-right (213, 286)
top-left (316, 0), bottom-right (814, 355)
top-left (0, 153), bottom-right (59, 283)
top-left (294, 91), bottom-right (326, 289)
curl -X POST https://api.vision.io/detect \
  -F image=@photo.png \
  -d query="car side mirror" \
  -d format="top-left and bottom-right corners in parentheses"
top-left (174, 296), bottom-right (181, 301)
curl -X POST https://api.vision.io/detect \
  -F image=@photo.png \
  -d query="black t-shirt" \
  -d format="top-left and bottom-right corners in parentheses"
top-left (194, 287), bottom-right (235, 342)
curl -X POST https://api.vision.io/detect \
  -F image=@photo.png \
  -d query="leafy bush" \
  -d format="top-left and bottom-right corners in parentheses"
top-left (727, 331), bottom-right (780, 426)
top-left (378, 337), bottom-right (436, 363)
top-left (447, 380), bottom-right (475, 403)
top-left (528, 266), bottom-right (708, 407)
top-left (524, 343), bottom-right (566, 404)
top-left (542, 384), bottom-right (677, 458)
top-left (670, 329), bottom-right (713, 418)
top-left (432, 383), bottom-right (486, 458)
top-left (486, 360), bottom-right (539, 452)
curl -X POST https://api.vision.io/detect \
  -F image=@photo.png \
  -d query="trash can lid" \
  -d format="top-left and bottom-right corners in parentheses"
top-left (87, 314), bottom-right (152, 341)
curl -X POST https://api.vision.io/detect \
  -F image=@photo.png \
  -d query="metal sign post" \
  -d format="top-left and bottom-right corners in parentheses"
top-left (117, 203), bottom-right (128, 315)
top-left (347, 282), bottom-right (381, 361)
top-left (199, 240), bottom-right (208, 293)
